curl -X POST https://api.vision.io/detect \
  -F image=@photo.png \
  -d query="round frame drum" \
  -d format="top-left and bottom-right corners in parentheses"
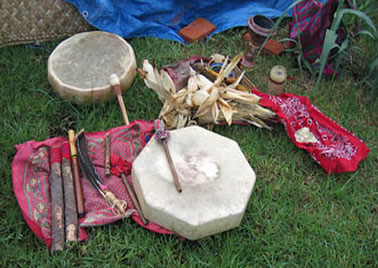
top-left (48, 31), bottom-right (136, 103)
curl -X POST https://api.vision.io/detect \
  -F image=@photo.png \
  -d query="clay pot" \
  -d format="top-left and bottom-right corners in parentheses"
top-left (242, 15), bottom-right (277, 68)
top-left (248, 15), bottom-right (276, 46)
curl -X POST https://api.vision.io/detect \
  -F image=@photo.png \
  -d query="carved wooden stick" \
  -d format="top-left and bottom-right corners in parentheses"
top-left (49, 147), bottom-right (65, 251)
top-left (68, 130), bottom-right (85, 218)
top-left (110, 74), bottom-right (130, 125)
top-left (62, 143), bottom-right (78, 242)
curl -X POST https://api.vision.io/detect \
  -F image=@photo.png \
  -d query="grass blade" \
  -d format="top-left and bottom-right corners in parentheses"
top-left (332, 8), bottom-right (377, 33)
top-left (315, 29), bottom-right (338, 89)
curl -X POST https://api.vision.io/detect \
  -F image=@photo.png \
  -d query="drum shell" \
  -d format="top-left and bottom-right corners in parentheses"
top-left (48, 31), bottom-right (137, 104)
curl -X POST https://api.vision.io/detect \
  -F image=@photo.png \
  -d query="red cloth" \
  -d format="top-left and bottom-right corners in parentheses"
top-left (254, 89), bottom-right (370, 173)
top-left (12, 120), bottom-right (172, 249)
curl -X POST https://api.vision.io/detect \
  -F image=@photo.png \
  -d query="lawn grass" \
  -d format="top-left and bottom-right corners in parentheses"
top-left (0, 26), bottom-right (377, 267)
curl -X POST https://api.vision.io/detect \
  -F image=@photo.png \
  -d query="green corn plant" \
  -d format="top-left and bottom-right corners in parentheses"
top-left (260, 0), bottom-right (377, 92)
top-left (314, 4), bottom-right (377, 89)
top-left (280, 37), bottom-right (315, 76)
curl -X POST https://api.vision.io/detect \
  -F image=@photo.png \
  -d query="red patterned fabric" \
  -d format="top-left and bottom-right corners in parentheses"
top-left (254, 89), bottom-right (370, 173)
top-left (12, 120), bottom-right (172, 249)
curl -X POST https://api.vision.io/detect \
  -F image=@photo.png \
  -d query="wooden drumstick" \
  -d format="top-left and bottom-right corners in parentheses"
top-left (110, 74), bottom-right (130, 125)
top-left (154, 120), bottom-right (182, 193)
top-left (68, 130), bottom-right (85, 218)
top-left (120, 173), bottom-right (149, 225)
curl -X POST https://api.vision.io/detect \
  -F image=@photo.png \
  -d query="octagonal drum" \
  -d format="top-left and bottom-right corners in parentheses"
top-left (48, 31), bottom-right (136, 103)
top-left (132, 126), bottom-right (256, 240)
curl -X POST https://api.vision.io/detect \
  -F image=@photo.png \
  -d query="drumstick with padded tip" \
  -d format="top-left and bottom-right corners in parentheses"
top-left (110, 74), bottom-right (130, 125)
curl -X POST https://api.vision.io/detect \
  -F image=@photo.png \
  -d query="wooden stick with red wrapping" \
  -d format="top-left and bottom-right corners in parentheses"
top-left (110, 73), bottom-right (130, 125)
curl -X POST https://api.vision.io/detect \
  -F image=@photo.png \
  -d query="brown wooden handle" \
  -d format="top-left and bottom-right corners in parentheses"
top-left (72, 157), bottom-right (85, 217)
top-left (68, 130), bottom-right (85, 217)
top-left (116, 91), bottom-right (130, 125)
top-left (68, 130), bottom-right (77, 156)
top-left (110, 74), bottom-right (130, 125)
top-left (162, 140), bottom-right (182, 193)
top-left (120, 173), bottom-right (149, 225)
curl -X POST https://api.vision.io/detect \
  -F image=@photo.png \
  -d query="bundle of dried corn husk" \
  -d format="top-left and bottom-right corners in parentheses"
top-left (138, 53), bottom-right (276, 130)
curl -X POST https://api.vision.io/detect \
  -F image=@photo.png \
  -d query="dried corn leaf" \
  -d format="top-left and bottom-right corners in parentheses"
top-left (193, 89), bottom-right (210, 106)
top-left (194, 86), bottom-right (219, 118)
top-left (214, 53), bottom-right (243, 86)
top-left (210, 53), bottom-right (226, 63)
top-left (160, 69), bottom-right (176, 94)
top-left (220, 88), bottom-right (260, 104)
top-left (193, 74), bottom-right (213, 88)
top-left (217, 98), bottom-right (233, 125)
top-left (187, 76), bottom-right (198, 92)
top-left (210, 102), bottom-right (219, 123)
top-left (213, 55), bottom-right (228, 86)
top-left (228, 70), bottom-right (245, 89)
top-left (176, 114), bottom-right (189, 129)
top-left (142, 60), bottom-right (170, 101)
top-left (236, 103), bottom-right (276, 120)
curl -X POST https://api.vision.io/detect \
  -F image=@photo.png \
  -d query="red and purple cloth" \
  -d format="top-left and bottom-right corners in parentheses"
top-left (12, 120), bottom-right (172, 249)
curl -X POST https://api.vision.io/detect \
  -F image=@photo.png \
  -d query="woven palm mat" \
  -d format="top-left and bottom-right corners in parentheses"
top-left (0, 0), bottom-right (93, 47)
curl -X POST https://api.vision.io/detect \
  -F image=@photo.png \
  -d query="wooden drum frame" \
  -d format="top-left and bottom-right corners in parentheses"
top-left (48, 31), bottom-right (136, 103)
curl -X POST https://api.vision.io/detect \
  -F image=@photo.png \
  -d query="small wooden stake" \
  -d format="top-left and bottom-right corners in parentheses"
top-left (105, 133), bottom-right (111, 177)
top-left (110, 73), bottom-right (130, 125)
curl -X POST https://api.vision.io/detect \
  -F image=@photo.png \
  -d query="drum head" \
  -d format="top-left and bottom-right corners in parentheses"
top-left (48, 31), bottom-right (136, 103)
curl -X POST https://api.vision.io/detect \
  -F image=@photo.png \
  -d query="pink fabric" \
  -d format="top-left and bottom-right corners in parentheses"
top-left (12, 120), bottom-right (172, 249)
top-left (254, 89), bottom-right (370, 173)
top-left (289, 0), bottom-right (340, 76)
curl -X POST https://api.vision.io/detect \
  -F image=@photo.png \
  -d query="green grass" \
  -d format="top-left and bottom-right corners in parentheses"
top-left (0, 27), bottom-right (377, 267)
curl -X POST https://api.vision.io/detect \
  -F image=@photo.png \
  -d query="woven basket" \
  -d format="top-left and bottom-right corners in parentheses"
top-left (0, 0), bottom-right (93, 47)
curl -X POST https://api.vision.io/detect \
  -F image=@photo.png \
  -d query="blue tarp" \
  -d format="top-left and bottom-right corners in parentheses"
top-left (66, 0), bottom-right (296, 43)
